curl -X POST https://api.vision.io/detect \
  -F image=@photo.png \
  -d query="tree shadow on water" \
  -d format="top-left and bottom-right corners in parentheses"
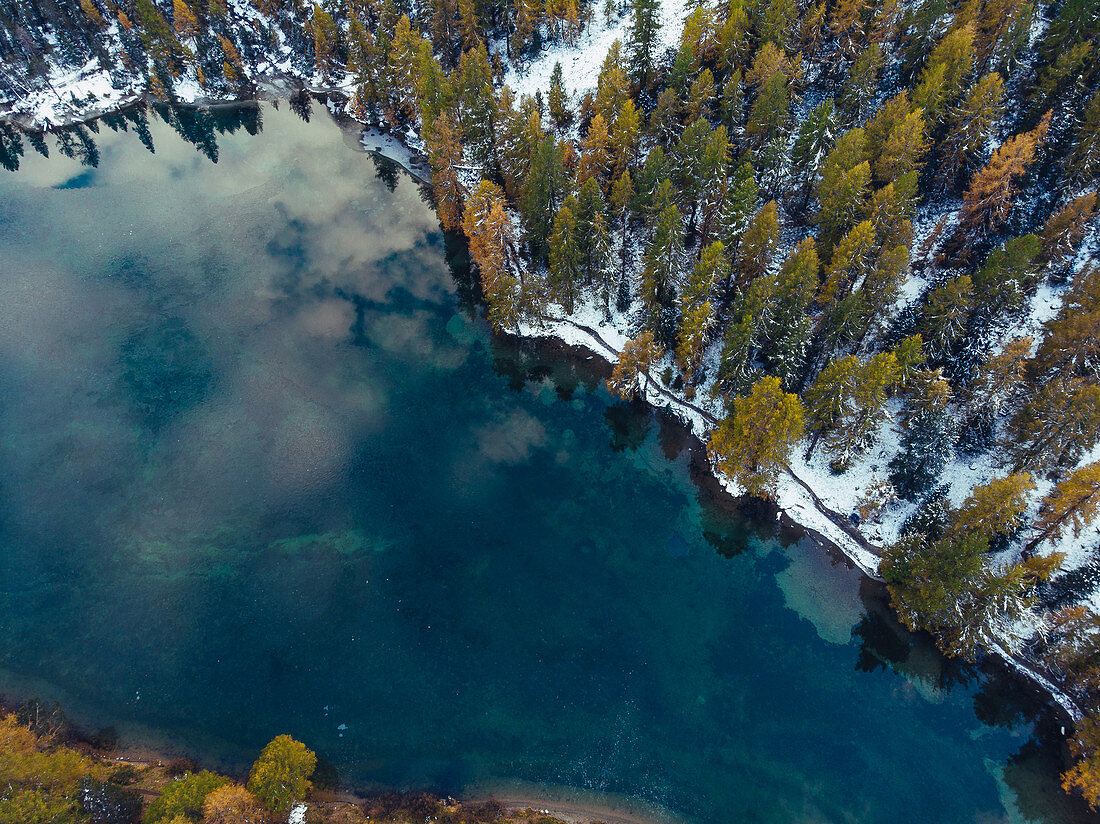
top-left (604, 399), bottom-right (652, 452)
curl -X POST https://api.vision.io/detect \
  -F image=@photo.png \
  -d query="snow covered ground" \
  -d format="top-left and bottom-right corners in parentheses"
top-left (502, 0), bottom-right (690, 103)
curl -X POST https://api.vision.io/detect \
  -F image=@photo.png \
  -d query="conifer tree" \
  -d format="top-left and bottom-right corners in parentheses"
top-left (687, 69), bottom-right (717, 121)
top-left (594, 41), bottom-right (630, 126)
top-left (875, 107), bottom-right (928, 184)
top-left (649, 87), bottom-right (683, 146)
top-left (722, 161), bottom-right (760, 250)
top-left (1067, 87), bottom-right (1100, 188)
top-left (951, 473), bottom-right (1035, 541)
top-left (677, 301), bottom-right (715, 386)
top-left (463, 180), bottom-right (524, 329)
top-left (522, 134), bottom-right (568, 261)
top-left (453, 45), bottom-right (495, 164)
top-left (972, 234), bottom-right (1041, 311)
top-left (415, 47), bottom-right (452, 133)
top-left (458, 0), bottom-right (480, 50)
top-left (549, 201), bottom-right (583, 312)
top-left (720, 70), bottom-right (746, 134)
top-left (429, 0), bottom-right (458, 56)
top-left (1028, 462), bottom-right (1100, 548)
top-left (387, 15), bottom-right (423, 119)
top-left (626, 0), bottom-right (662, 88)
top-left (709, 376), bottom-right (804, 498)
top-left (696, 125), bottom-right (731, 248)
top-left (1033, 264), bottom-right (1100, 382)
top-left (890, 372), bottom-right (956, 495)
top-left (311, 3), bottom-right (341, 82)
top-left (790, 98), bottom-right (836, 205)
top-left (1040, 192), bottom-right (1098, 269)
top-left (172, 0), bottom-right (198, 38)
top-left (642, 203), bottom-right (684, 341)
top-left (1063, 714), bottom-right (1100, 810)
top-left (81, 0), bottom-right (107, 29)
top-left (425, 112), bottom-right (465, 233)
top-left (960, 111), bottom-right (1051, 236)
top-left (512, 0), bottom-right (543, 55)
top-left (840, 43), bottom-right (883, 123)
top-left (548, 62), bottom-right (572, 128)
top-left (746, 68), bottom-right (790, 145)
top-left (611, 170), bottom-right (635, 290)
top-left (881, 528), bottom-right (1057, 658)
top-left (819, 219), bottom-right (875, 305)
top-left (913, 23), bottom-right (977, 124)
top-left (817, 129), bottom-right (871, 247)
top-left (919, 274), bottom-right (974, 358)
top-left (1043, 607), bottom-right (1100, 697)
top-left (970, 0), bottom-right (1034, 71)
top-left (829, 0), bottom-right (869, 58)
top-left (757, 0), bottom-right (799, 48)
top-left (577, 114), bottom-right (612, 189)
top-left (1007, 377), bottom-right (1100, 471)
top-left (576, 178), bottom-right (612, 288)
top-left (611, 98), bottom-right (641, 177)
top-left (759, 238), bottom-right (818, 387)
top-left (867, 173), bottom-right (917, 251)
top-left (805, 352), bottom-right (898, 466)
top-left (939, 71), bottom-right (1005, 183)
top-left (671, 119), bottom-right (710, 229)
top-left (965, 336), bottom-right (1032, 425)
top-left (348, 17), bottom-right (382, 118)
top-left (735, 200), bottom-right (779, 284)
top-left (607, 331), bottom-right (663, 398)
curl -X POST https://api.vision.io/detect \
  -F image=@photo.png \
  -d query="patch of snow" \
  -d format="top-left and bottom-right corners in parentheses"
top-left (503, 0), bottom-right (690, 103)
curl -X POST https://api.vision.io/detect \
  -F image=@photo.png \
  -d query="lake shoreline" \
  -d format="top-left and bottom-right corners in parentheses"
top-left (0, 701), bottom-right (681, 824)
top-left (502, 316), bottom-right (1086, 729)
top-left (0, 92), bottom-right (1089, 813)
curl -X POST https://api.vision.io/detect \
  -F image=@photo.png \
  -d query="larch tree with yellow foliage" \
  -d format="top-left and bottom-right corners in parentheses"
top-left (709, 375), bottom-right (804, 499)
top-left (425, 112), bottom-right (465, 233)
top-left (961, 111), bottom-right (1051, 236)
top-left (1026, 462), bottom-right (1100, 552)
top-left (463, 180), bottom-right (525, 329)
top-left (607, 332), bottom-right (663, 399)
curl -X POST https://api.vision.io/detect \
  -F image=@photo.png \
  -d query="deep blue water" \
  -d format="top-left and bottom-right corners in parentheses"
top-left (0, 101), bottom-right (1092, 824)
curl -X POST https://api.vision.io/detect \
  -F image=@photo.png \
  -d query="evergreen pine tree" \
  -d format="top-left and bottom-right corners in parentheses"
top-left (972, 234), bottom-right (1041, 311)
top-left (463, 180), bottom-right (524, 329)
top-left (1040, 192), bottom-right (1098, 269)
top-left (951, 473), bottom-right (1035, 541)
top-left (549, 201), bottom-right (583, 312)
top-left (919, 274), bottom-right (974, 359)
top-left (626, 0), bottom-right (662, 88)
top-left (642, 203), bottom-right (684, 341)
top-left (1007, 377), bottom-right (1100, 471)
top-left (939, 71), bottom-right (1005, 184)
top-left (548, 62), bottom-right (572, 128)
top-left (1067, 87), bottom-right (1100, 188)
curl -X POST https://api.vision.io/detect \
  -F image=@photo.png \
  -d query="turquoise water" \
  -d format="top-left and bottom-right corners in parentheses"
top-left (0, 102), bottom-right (1091, 823)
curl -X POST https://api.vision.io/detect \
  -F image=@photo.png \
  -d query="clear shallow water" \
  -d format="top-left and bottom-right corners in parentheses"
top-left (0, 102), bottom-right (1092, 824)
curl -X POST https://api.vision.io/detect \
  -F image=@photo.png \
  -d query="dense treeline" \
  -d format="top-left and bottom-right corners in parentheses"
top-left (4, 0), bottom-right (1100, 804)
top-left (0, 699), bottom-right (317, 823)
top-left (0, 699), bottom-right (543, 824)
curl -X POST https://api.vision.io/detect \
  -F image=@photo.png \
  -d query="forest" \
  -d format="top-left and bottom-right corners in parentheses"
top-left (2, 0), bottom-right (1100, 806)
